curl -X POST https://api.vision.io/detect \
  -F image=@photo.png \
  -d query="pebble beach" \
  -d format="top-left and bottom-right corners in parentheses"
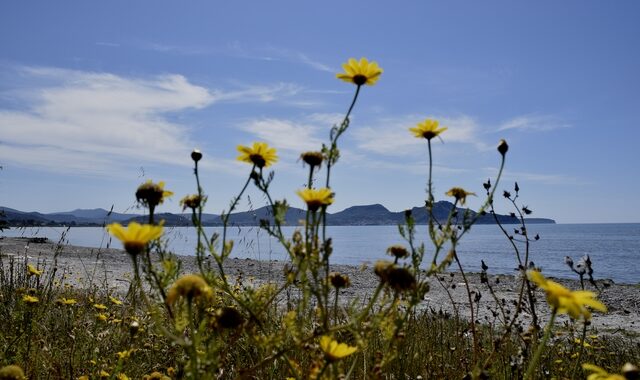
top-left (1, 236), bottom-right (638, 335)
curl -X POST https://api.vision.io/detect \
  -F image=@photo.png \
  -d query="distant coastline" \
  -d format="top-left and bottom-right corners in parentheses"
top-left (1, 201), bottom-right (555, 228)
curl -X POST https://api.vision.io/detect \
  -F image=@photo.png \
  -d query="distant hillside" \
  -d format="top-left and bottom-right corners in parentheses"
top-left (1, 202), bottom-right (555, 227)
top-left (0, 206), bottom-right (140, 226)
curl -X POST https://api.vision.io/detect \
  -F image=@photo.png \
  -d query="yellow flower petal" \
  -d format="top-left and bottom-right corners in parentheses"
top-left (528, 270), bottom-right (607, 320)
top-left (106, 222), bottom-right (163, 255)
top-left (236, 142), bottom-right (278, 168)
top-left (336, 57), bottom-right (383, 86)
top-left (296, 188), bottom-right (334, 212)
top-left (319, 336), bottom-right (357, 361)
top-left (409, 118), bottom-right (447, 140)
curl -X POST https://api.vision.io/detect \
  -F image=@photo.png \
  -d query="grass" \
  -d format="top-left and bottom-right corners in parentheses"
top-left (1, 249), bottom-right (638, 379)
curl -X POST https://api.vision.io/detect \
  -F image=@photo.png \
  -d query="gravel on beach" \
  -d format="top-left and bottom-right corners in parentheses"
top-left (2, 236), bottom-right (638, 335)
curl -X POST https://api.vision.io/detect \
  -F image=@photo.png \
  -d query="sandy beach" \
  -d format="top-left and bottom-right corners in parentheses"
top-left (1, 236), bottom-right (638, 335)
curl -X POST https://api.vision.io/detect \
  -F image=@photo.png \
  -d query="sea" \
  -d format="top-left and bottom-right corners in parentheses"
top-left (3, 224), bottom-right (639, 284)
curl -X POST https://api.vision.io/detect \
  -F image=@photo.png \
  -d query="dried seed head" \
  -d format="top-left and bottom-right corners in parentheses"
top-left (136, 180), bottom-right (172, 208)
top-left (374, 260), bottom-right (394, 283)
top-left (180, 194), bottom-right (204, 211)
top-left (386, 245), bottom-right (410, 259)
top-left (215, 307), bottom-right (244, 329)
top-left (329, 272), bottom-right (351, 289)
top-left (300, 151), bottom-right (324, 167)
top-left (386, 267), bottom-right (417, 292)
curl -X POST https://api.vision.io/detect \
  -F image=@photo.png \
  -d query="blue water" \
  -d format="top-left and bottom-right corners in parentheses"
top-left (3, 224), bottom-right (639, 284)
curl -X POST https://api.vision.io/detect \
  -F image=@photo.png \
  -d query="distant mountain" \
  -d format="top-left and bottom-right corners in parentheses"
top-left (0, 206), bottom-right (140, 226)
top-left (328, 204), bottom-right (399, 225)
top-left (56, 208), bottom-right (134, 222)
top-left (0, 202), bottom-right (555, 228)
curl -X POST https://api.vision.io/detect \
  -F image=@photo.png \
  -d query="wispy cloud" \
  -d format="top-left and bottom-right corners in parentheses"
top-left (138, 42), bottom-right (212, 56)
top-left (352, 115), bottom-right (486, 156)
top-left (217, 82), bottom-right (303, 103)
top-left (483, 167), bottom-right (584, 185)
top-left (498, 114), bottom-right (571, 132)
top-left (135, 40), bottom-right (334, 72)
top-left (95, 41), bottom-right (121, 48)
top-left (240, 117), bottom-right (325, 152)
top-left (0, 67), bottom-right (215, 174)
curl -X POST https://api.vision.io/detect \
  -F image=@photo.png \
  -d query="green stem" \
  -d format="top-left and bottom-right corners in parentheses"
top-left (525, 310), bottom-right (557, 379)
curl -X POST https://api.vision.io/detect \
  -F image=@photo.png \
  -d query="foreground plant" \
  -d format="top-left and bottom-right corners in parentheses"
top-left (4, 56), bottom-right (634, 379)
top-left (525, 270), bottom-right (607, 379)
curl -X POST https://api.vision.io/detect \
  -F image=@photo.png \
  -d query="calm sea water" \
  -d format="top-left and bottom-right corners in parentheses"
top-left (3, 224), bottom-right (639, 284)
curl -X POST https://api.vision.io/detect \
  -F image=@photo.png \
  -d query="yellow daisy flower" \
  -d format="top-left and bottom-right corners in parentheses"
top-left (296, 188), bottom-right (334, 212)
top-left (56, 297), bottom-right (78, 306)
top-left (106, 222), bottom-right (163, 256)
top-left (409, 118), bottom-right (447, 140)
top-left (93, 303), bottom-right (108, 311)
top-left (166, 274), bottom-right (212, 304)
top-left (0, 365), bottom-right (26, 380)
top-left (445, 187), bottom-right (476, 205)
top-left (135, 180), bottom-right (173, 208)
top-left (527, 270), bottom-right (607, 320)
top-left (236, 142), bottom-right (278, 168)
top-left (336, 57), bottom-right (383, 86)
top-left (116, 349), bottom-right (135, 360)
top-left (22, 295), bottom-right (39, 304)
top-left (319, 336), bottom-right (357, 362)
top-left (109, 296), bottom-right (123, 305)
top-left (581, 363), bottom-right (626, 380)
top-left (96, 313), bottom-right (108, 322)
top-left (27, 264), bottom-right (43, 276)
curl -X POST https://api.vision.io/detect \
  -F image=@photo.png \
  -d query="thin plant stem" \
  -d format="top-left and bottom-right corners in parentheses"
top-left (525, 310), bottom-right (557, 379)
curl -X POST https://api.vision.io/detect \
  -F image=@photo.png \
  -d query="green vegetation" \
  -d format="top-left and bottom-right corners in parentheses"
top-left (1, 57), bottom-right (637, 379)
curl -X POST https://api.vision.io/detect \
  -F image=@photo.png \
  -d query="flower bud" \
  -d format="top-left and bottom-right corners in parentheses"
top-left (497, 139), bottom-right (509, 156)
top-left (191, 149), bottom-right (202, 162)
top-left (622, 363), bottom-right (639, 380)
top-left (129, 320), bottom-right (140, 336)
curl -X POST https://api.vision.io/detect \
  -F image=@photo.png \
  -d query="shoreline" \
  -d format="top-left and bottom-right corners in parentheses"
top-left (1, 236), bottom-right (638, 335)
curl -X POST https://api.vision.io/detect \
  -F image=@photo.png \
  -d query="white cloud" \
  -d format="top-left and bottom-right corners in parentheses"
top-left (135, 40), bottom-right (334, 73)
top-left (353, 115), bottom-right (484, 156)
top-left (240, 118), bottom-right (324, 152)
top-left (218, 82), bottom-right (303, 103)
top-left (483, 167), bottom-right (584, 185)
top-left (498, 115), bottom-right (571, 132)
top-left (0, 67), bottom-right (215, 174)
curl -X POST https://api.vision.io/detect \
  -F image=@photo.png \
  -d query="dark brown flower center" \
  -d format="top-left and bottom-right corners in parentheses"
top-left (306, 200), bottom-right (323, 212)
top-left (352, 74), bottom-right (367, 86)
top-left (250, 154), bottom-right (266, 168)
top-left (124, 241), bottom-right (145, 256)
top-left (423, 131), bottom-right (436, 140)
top-left (136, 184), bottom-right (164, 207)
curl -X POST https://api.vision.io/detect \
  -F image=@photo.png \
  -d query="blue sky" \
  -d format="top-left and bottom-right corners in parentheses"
top-left (1, 1), bottom-right (638, 223)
